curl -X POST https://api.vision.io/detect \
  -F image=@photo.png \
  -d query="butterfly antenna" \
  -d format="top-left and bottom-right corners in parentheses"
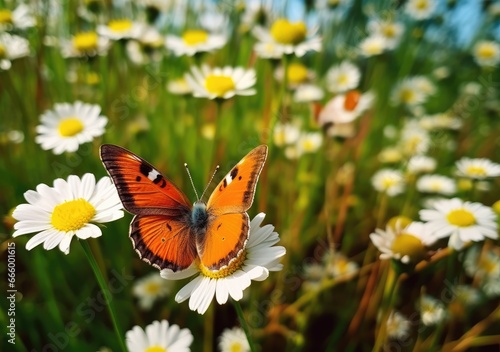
top-left (184, 163), bottom-right (200, 201)
top-left (200, 165), bottom-right (220, 201)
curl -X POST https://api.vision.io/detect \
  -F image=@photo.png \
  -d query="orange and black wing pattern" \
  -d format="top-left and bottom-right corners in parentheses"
top-left (130, 214), bottom-right (197, 271)
top-left (100, 144), bottom-right (191, 216)
top-left (206, 145), bottom-right (268, 216)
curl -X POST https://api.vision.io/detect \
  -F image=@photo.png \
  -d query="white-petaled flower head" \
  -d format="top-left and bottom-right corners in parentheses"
top-left (473, 40), bottom-right (500, 67)
top-left (185, 65), bottom-right (256, 100)
top-left (420, 295), bottom-right (447, 326)
top-left (370, 221), bottom-right (435, 263)
top-left (35, 101), bottom-right (108, 155)
top-left (165, 29), bottom-right (226, 57)
top-left (218, 327), bottom-right (250, 352)
top-left (455, 157), bottom-right (500, 180)
top-left (125, 319), bottom-right (193, 352)
top-left (326, 61), bottom-right (361, 93)
top-left (419, 198), bottom-right (498, 250)
top-left (132, 272), bottom-right (173, 310)
top-left (416, 175), bottom-right (456, 195)
top-left (371, 169), bottom-right (405, 196)
top-left (386, 311), bottom-right (411, 339)
top-left (405, 0), bottom-right (437, 20)
top-left (12, 174), bottom-right (124, 255)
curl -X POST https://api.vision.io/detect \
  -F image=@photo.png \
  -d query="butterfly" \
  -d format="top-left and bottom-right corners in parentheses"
top-left (100, 144), bottom-right (268, 272)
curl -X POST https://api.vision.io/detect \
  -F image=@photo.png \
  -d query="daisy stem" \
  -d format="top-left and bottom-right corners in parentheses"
top-left (233, 299), bottom-right (257, 352)
top-left (80, 240), bottom-right (127, 352)
top-left (203, 304), bottom-right (214, 352)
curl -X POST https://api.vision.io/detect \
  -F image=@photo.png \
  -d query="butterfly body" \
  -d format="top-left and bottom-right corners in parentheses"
top-left (100, 144), bottom-right (268, 272)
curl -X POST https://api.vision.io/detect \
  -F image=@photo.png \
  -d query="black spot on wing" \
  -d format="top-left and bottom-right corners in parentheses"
top-left (238, 176), bottom-right (242, 180)
top-left (223, 178), bottom-right (227, 188)
top-left (140, 162), bottom-right (152, 177)
top-left (136, 176), bottom-right (141, 182)
top-left (166, 223), bottom-right (172, 231)
top-left (230, 167), bottom-right (239, 180)
top-left (217, 223), bottom-right (222, 230)
top-left (153, 174), bottom-right (163, 184)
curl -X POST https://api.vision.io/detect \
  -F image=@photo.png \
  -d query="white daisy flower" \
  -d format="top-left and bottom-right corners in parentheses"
top-left (0, 4), bottom-right (36, 31)
top-left (359, 35), bottom-right (386, 57)
top-left (325, 61), bottom-right (361, 93)
top-left (367, 19), bottom-right (404, 50)
top-left (126, 320), bottom-right (193, 352)
top-left (370, 221), bottom-right (435, 263)
top-left (420, 295), bottom-right (447, 326)
top-left (160, 213), bottom-right (285, 315)
top-left (97, 20), bottom-right (145, 40)
top-left (253, 18), bottom-right (322, 57)
top-left (293, 84), bottom-right (324, 102)
top-left (35, 101), bottom-right (108, 155)
top-left (302, 263), bottom-right (325, 290)
top-left (416, 175), bottom-right (456, 195)
top-left (419, 113), bottom-right (462, 131)
top-left (405, 0), bottom-right (437, 20)
top-left (165, 29), bottom-right (226, 57)
top-left (386, 311), bottom-right (411, 340)
top-left (472, 40), bottom-right (500, 67)
top-left (218, 327), bottom-right (250, 352)
top-left (167, 77), bottom-right (193, 95)
top-left (273, 122), bottom-right (300, 147)
top-left (452, 285), bottom-right (482, 306)
top-left (253, 41), bottom-right (287, 59)
top-left (0, 33), bottom-right (30, 70)
top-left (61, 32), bottom-right (110, 58)
top-left (132, 272), bottom-right (173, 310)
top-left (318, 91), bottom-right (374, 127)
top-left (371, 169), bottom-right (405, 196)
top-left (419, 198), bottom-right (498, 250)
top-left (391, 77), bottom-right (428, 107)
top-left (455, 157), bottom-right (500, 180)
top-left (12, 174), bottom-right (124, 255)
top-left (464, 246), bottom-right (500, 281)
top-left (399, 122), bottom-right (430, 156)
top-left (297, 132), bottom-right (323, 155)
top-left (185, 65), bottom-right (256, 100)
top-left (483, 279), bottom-right (500, 297)
top-left (407, 155), bottom-right (437, 174)
top-left (324, 251), bottom-right (359, 278)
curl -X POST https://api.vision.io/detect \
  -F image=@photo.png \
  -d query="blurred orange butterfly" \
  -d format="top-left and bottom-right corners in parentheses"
top-left (100, 144), bottom-right (268, 272)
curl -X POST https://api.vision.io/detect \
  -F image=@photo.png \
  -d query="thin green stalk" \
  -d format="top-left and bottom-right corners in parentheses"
top-left (233, 299), bottom-right (257, 352)
top-left (80, 240), bottom-right (127, 352)
top-left (203, 304), bottom-right (214, 352)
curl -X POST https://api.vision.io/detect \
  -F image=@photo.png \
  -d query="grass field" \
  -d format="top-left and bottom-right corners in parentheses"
top-left (1, 0), bottom-right (500, 351)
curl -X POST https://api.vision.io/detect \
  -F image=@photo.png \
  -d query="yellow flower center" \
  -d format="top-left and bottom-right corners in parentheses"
top-left (457, 178), bottom-right (473, 191)
top-left (382, 24), bottom-right (397, 38)
top-left (182, 29), bottom-right (208, 46)
top-left (197, 250), bottom-right (246, 279)
top-left (387, 216), bottom-right (413, 231)
top-left (382, 177), bottom-right (398, 189)
top-left (230, 343), bottom-right (243, 352)
top-left (270, 18), bottom-right (307, 45)
top-left (145, 346), bottom-right (167, 352)
top-left (58, 117), bottom-right (84, 137)
top-left (401, 88), bottom-right (416, 104)
top-left (51, 199), bottom-right (95, 232)
top-left (465, 165), bottom-right (487, 177)
top-left (416, 0), bottom-right (429, 10)
top-left (0, 9), bottom-right (13, 24)
top-left (492, 200), bottom-right (500, 215)
top-left (287, 63), bottom-right (308, 85)
top-left (145, 282), bottom-right (160, 295)
top-left (108, 19), bottom-right (133, 33)
top-left (391, 233), bottom-right (425, 261)
top-left (205, 74), bottom-right (235, 97)
top-left (446, 208), bottom-right (476, 227)
top-left (72, 32), bottom-right (98, 52)
top-left (478, 257), bottom-right (498, 274)
top-left (477, 44), bottom-right (496, 59)
top-left (0, 43), bottom-right (5, 58)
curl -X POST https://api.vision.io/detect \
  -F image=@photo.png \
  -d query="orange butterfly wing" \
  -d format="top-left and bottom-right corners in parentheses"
top-left (197, 213), bottom-right (249, 270)
top-left (206, 145), bottom-right (268, 215)
top-left (198, 145), bottom-right (267, 270)
top-left (100, 144), bottom-right (191, 216)
top-left (130, 215), bottom-right (197, 271)
top-left (100, 144), bottom-right (195, 271)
